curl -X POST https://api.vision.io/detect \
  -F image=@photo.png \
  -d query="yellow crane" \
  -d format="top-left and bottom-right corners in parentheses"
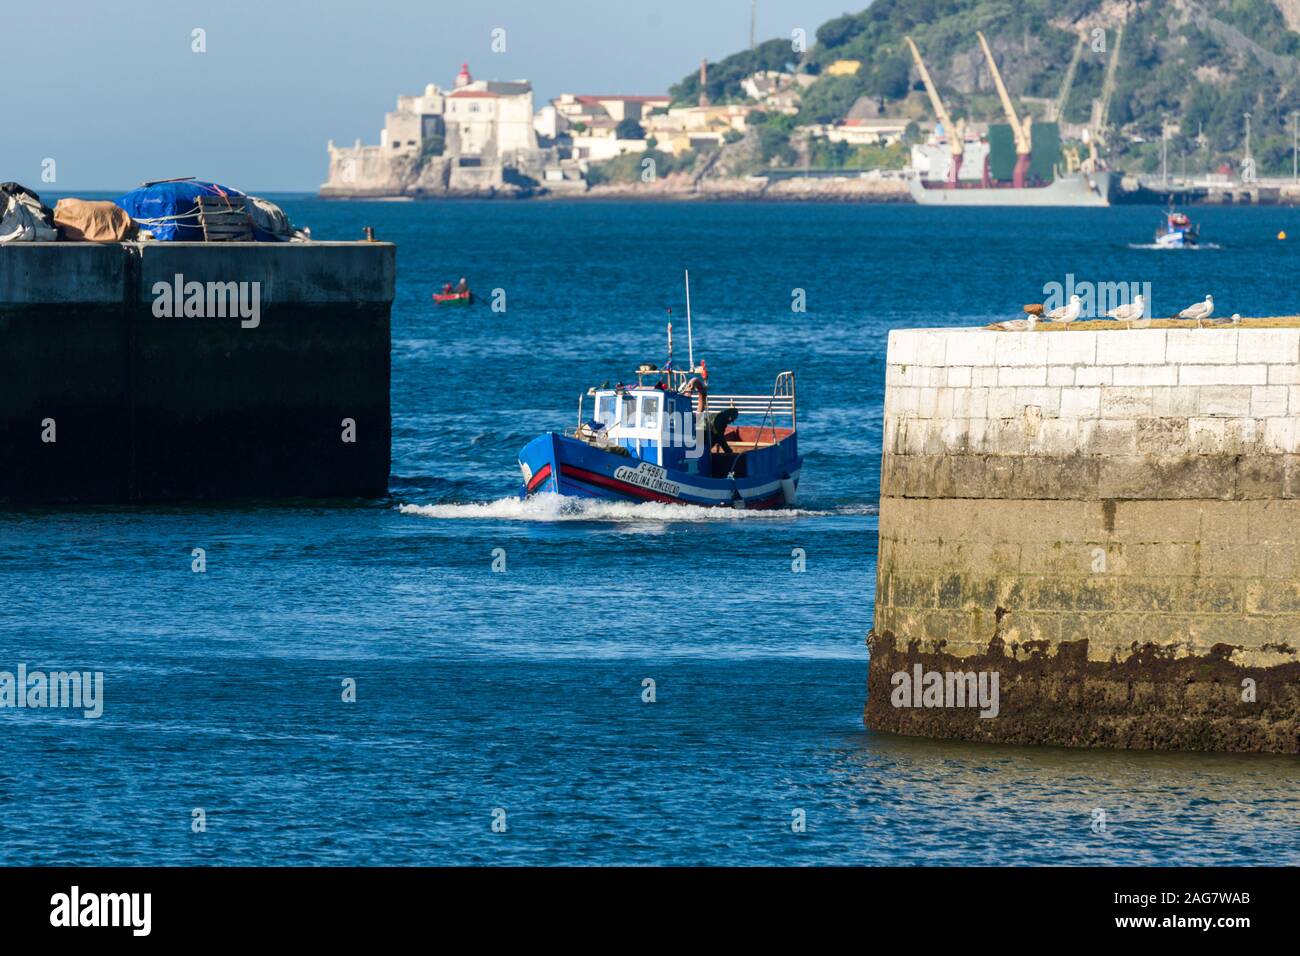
top-left (976, 30), bottom-right (1032, 187)
top-left (904, 35), bottom-right (966, 184)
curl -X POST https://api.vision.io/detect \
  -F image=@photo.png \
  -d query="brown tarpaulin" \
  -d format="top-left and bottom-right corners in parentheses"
top-left (53, 198), bottom-right (135, 241)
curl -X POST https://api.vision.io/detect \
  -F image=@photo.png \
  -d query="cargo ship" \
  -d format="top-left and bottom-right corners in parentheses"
top-left (903, 32), bottom-right (1118, 207)
top-left (906, 168), bottom-right (1117, 206)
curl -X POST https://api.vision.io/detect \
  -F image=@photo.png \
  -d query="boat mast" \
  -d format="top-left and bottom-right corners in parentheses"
top-left (684, 270), bottom-right (694, 372)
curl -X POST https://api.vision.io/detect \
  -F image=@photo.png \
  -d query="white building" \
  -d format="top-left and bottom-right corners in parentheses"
top-left (381, 84), bottom-right (447, 154)
top-left (324, 62), bottom-right (544, 195)
top-left (740, 71), bottom-right (814, 115)
top-left (535, 93), bottom-right (670, 167)
top-left (569, 135), bottom-right (648, 163)
top-left (536, 93), bottom-right (671, 145)
top-left (643, 104), bottom-right (754, 155)
top-left (446, 80), bottom-right (539, 158)
top-left (807, 118), bottom-right (911, 147)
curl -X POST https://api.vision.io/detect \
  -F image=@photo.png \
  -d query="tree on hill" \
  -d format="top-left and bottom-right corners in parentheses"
top-left (669, 37), bottom-right (803, 105)
top-left (615, 118), bottom-right (646, 140)
top-left (797, 74), bottom-right (865, 124)
top-left (669, 0), bottom-right (1300, 174)
top-left (864, 54), bottom-right (911, 100)
top-left (816, 13), bottom-right (868, 49)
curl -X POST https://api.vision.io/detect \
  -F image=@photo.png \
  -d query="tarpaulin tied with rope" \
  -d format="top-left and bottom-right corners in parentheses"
top-left (115, 179), bottom-right (297, 242)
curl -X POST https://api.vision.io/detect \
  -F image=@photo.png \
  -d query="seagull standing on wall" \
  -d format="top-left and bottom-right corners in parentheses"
top-left (1046, 294), bottom-right (1081, 324)
top-left (1175, 294), bottom-right (1214, 327)
top-left (1106, 293), bottom-right (1145, 324)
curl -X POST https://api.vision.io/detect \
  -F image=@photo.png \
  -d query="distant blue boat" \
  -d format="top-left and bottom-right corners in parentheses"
top-left (517, 313), bottom-right (801, 509)
top-left (1155, 208), bottom-right (1198, 248)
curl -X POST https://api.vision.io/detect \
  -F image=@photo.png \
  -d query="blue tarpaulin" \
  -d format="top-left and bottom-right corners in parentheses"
top-left (115, 180), bottom-right (276, 241)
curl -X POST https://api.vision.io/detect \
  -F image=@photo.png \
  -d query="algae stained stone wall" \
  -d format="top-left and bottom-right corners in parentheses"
top-left (867, 326), bottom-right (1300, 753)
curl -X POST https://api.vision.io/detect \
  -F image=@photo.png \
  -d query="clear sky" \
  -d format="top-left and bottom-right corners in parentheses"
top-left (4, 0), bottom-right (860, 192)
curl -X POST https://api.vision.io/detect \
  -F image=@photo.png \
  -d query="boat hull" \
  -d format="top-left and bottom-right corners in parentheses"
top-left (907, 171), bottom-right (1115, 207)
top-left (518, 433), bottom-right (801, 509)
top-left (433, 292), bottom-right (473, 305)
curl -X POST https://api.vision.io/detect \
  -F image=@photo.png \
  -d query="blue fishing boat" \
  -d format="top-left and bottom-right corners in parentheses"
top-left (517, 282), bottom-right (802, 509)
top-left (518, 366), bottom-right (800, 509)
top-left (1155, 208), bottom-right (1198, 248)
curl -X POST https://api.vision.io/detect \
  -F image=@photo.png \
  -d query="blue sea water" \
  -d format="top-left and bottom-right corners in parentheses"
top-left (2, 200), bottom-right (1298, 865)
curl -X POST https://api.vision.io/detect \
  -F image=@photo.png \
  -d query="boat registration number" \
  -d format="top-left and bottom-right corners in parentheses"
top-left (614, 462), bottom-right (681, 497)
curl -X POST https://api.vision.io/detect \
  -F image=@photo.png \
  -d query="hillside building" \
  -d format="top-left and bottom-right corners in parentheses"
top-left (322, 63), bottom-right (549, 196)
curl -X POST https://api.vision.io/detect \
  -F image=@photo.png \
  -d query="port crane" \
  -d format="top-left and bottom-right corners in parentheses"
top-left (1049, 35), bottom-right (1084, 122)
top-left (1054, 36), bottom-right (1086, 173)
top-left (977, 30), bottom-right (1032, 188)
top-left (1084, 19), bottom-right (1124, 173)
top-left (904, 35), bottom-right (965, 184)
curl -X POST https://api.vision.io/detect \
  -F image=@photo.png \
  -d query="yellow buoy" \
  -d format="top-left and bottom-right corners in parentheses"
top-left (1280, 231), bottom-right (1288, 240)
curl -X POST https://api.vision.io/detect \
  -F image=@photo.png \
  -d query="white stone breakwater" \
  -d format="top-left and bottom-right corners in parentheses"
top-left (869, 322), bottom-right (1300, 751)
top-left (885, 325), bottom-right (1300, 463)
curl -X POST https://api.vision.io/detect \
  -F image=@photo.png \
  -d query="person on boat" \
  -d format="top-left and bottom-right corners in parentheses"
top-left (681, 374), bottom-right (708, 413)
top-left (454, 277), bottom-right (469, 294)
top-left (441, 282), bottom-right (453, 295)
top-left (707, 407), bottom-right (739, 455)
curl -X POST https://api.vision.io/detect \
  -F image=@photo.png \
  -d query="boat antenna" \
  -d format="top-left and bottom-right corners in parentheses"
top-left (684, 270), bottom-right (695, 372)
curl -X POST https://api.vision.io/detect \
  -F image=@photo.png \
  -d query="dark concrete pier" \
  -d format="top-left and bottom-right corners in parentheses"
top-left (0, 241), bottom-right (394, 502)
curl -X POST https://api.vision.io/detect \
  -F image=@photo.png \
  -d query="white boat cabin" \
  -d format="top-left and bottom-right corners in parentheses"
top-left (589, 386), bottom-right (705, 472)
top-left (574, 368), bottom-right (797, 477)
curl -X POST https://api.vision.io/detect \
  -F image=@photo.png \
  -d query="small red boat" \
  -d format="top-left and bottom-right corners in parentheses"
top-left (433, 291), bottom-right (474, 305)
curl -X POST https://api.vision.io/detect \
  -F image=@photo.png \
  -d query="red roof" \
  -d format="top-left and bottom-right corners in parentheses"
top-left (449, 90), bottom-right (499, 98)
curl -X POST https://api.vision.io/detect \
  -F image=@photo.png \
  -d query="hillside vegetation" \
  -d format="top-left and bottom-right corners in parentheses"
top-left (670, 0), bottom-right (1300, 175)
